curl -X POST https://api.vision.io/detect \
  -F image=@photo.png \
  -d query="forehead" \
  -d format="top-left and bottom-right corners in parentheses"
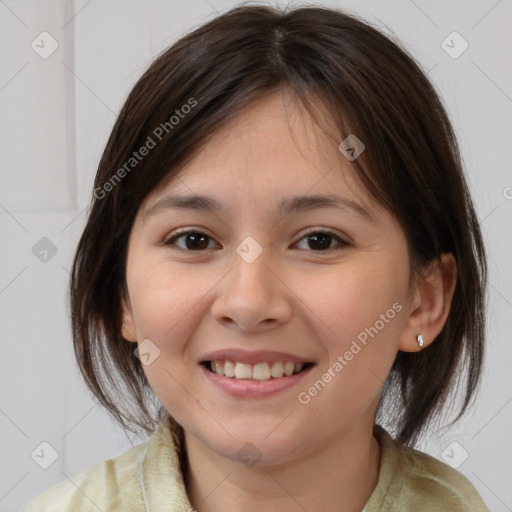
top-left (185, 90), bottom-right (338, 176)
top-left (142, 89), bottom-right (375, 217)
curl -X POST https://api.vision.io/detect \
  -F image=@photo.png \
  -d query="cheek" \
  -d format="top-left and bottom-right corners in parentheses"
top-left (128, 261), bottom-right (193, 340)
top-left (295, 274), bottom-right (406, 423)
top-left (125, 262), bottom-right (199, 410)
top-left (127, 260), bottom-right (228, 363)
top-left (307, 260), bottom-right (406, 347)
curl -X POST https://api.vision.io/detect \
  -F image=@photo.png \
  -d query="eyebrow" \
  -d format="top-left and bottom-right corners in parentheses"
top-left (143, 193), bottom-right (375, 222)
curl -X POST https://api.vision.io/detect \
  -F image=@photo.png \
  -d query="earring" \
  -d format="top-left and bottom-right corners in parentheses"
top-left (416, 334), bottom-right (424, 348)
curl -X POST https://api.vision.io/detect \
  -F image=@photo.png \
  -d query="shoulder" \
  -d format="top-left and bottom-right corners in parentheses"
top-left (397, 443), bottom-right (489, 511)
top-left (23, 441), bottom-right (149, 511)
top-left (367, 426), bottom-right (490, 512)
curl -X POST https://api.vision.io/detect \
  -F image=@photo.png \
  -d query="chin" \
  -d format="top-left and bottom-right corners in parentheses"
top-left (193, 424), bottom-right (309, 468)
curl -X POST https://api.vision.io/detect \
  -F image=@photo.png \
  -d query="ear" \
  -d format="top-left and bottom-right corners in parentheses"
top-left (120, 290), bottom-right (138, 343)
top-left (399, 253), bottom-right (457, 352)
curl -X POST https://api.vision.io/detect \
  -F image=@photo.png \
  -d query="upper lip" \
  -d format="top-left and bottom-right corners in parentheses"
top-left (199, 349), bottom-right (314, 365)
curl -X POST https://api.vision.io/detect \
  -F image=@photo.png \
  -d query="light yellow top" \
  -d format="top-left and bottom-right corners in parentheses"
top-left (24, 416), bottom-right (489, 511)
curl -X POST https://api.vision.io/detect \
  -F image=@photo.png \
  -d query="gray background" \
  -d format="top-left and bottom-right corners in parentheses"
top-left (0, 0), bottom-right (511, 510)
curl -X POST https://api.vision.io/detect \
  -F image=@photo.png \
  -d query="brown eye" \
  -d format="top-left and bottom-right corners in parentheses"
top-left (164, 229), bottom-right (348, 253)
top-left (295, 231), bottom-right (348, 252)
top-left (165, 231), bottom-right (216, 251)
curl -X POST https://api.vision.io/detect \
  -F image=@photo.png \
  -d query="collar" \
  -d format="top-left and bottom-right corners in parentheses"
top-left (139, 416), bottom-right (399, 511)
top-left (139, 415), bottom-right (192, 511)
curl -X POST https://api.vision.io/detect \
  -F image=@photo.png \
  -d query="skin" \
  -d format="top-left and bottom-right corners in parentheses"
top-left (121, 88), bottom-right (457, 512)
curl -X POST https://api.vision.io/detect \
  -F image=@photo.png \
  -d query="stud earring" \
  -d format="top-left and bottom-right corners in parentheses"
top-left (416, 334), bottom-right (424, 348)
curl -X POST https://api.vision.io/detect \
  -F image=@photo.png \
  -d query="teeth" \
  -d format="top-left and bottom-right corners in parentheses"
top-left (284, 362), bottom-right (294, 376)
top-left (213, 361), bottom-right (224, 376)
top-left (224, 360), bottom-right (235, 378)
top-left (252, 362), bottom-right (271, 381)
top-left (209, 360), bottom-right (307, 381)
top-left (270, 361), bottom-right (283, 377)
top-left (234, 362), bottom-right (252, 379)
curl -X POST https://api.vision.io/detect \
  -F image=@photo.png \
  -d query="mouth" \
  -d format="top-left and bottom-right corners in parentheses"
top-left (202, 360), bottom-right (314, 381)
top-left (198, 349), bottom-right (316, 398)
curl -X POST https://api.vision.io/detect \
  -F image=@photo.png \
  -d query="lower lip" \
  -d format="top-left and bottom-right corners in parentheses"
top-left (200, 364), bottom-right (314, 398)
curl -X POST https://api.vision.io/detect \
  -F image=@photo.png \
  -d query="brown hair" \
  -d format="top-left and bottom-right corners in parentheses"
top-left (70, 4), bottom-right (486, 445)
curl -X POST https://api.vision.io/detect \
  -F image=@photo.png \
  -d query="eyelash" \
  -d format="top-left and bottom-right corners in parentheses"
top-left (163, 227), bottom-right (349, 253)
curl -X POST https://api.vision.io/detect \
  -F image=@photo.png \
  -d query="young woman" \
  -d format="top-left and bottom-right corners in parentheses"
top-left (25, 5), bottom-right (489, 511)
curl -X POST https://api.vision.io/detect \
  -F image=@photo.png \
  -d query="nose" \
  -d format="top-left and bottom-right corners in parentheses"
top-left (211, 245), bottom-right (293, 332)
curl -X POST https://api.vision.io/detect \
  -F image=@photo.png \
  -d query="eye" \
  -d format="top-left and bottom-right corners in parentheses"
top-left (294, 229), bottom-right (349, 251)
top-left (164, 228), bottom-right (348, 252)
top-left (164, 230), bottom-right (218, 251)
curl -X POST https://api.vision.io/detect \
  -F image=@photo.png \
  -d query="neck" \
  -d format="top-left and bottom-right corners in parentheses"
top-left (184, 422), bottom-right (381, 512)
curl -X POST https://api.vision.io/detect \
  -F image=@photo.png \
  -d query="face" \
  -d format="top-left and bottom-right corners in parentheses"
top-left (122, 89), bottom-right (415, 466)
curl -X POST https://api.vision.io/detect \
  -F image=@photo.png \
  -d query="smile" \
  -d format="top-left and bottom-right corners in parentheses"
top-left (204, 360), bottom-right (312, 381)
top-left (199, 350), bottom-right (315, 398)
